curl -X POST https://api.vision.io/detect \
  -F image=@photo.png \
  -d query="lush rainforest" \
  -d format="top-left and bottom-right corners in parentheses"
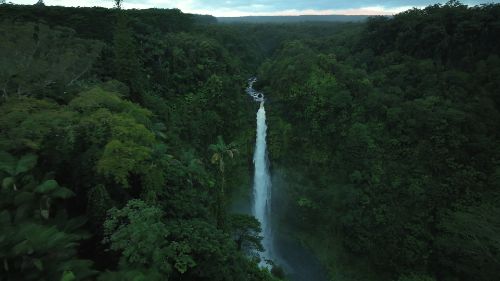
top-left (0, 1), bottom-right (499, 281)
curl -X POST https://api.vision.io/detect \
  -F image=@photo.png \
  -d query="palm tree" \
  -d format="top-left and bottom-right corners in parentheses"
top-left (209, 136), bottom-right (238, 192)
top-left (209, 136), bottom-right (238, 229)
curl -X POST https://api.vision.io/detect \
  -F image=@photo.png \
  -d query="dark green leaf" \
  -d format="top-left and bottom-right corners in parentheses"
top-left (34, 180), bottom-right (58, 194)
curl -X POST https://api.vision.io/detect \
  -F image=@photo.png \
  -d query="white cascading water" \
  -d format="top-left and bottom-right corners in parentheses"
top-left (246, 78), bottom-right (273, 265)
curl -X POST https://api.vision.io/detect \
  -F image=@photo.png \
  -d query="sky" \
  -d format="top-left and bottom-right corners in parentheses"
top-left (9, 0), bottom-right (497, 16)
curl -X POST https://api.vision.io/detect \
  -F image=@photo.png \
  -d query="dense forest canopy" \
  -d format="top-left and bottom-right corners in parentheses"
top-left (216, 15), bottom-right (369, 23)
top-left (258, 2), bottom-right (500, 280)
top-left (0, 1), bottom-right (499, 281)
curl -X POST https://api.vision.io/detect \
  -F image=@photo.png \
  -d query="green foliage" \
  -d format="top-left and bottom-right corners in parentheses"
top-left (258, 2), bottom-right (500, 280)
top-left (2, 2), bottom-right (498, 281)
top-left (61, 271), bottom-right (77, 281)
top-left (0, 97), bottom-right (77, 153)
top-left (209, 135), bottom-right (238, 175)
top-left (437, 203), bottom-right (500, 280)
top-left (209, 135), bottom-right (239, 229)
top-left (97, 269), bottom-right (163, 281)
top-left (69, 87), bottom-right (156, 187)
top-left (0, 152), bottom-right (37, 190)
top-left (87, 184), bottom-right (112, 227)
top-left (0, 21), bottom-right (102, 99)
top-left (103, 200), bottom-right (178, 276)
top-left (0, 4), bottom-right (280, 281)
top-left (229, 214), bottom-right (263, 253)
top-left (69, 86), bottom-right (152, 124)
top-left (98, 139), bottom-right (152, 187)
top-left (397, 274), bottom-right (436, 281)
top-left (0, 153), bottom-right (95, 280)
top-left (112, 14), bottom-right (144, 99)
top-left (103, 200), bottom-right (275, 280)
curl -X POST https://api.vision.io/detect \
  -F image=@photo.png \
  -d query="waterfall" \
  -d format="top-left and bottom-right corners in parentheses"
top-left (244, 79), bottom-right (330, 281)
top-left (254, 101), bottom-right (273, 264)
top-left (247, 78), bottom-right (273, 265)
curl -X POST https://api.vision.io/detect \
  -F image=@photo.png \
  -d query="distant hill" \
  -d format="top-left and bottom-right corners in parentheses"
top-left (217, 15), bottom-right (370, 23)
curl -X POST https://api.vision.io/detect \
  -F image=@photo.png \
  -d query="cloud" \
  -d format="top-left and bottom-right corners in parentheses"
top-left (9, 0), bottom-right (494, 16)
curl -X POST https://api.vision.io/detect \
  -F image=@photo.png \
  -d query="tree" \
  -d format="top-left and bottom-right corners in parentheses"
top-left (209, 135), bottom-right (238, 229)
top-left (102, 200), bottom-right (271, 280)
top-left (87, 184), bottom-right (113, 228)
top-left (0, 22), bottom-right (102, 99)
top-left (437, 204), bottom-right (500, 280)
top-left (114, 0), bottom-right (122, 9)
top-left (103, 200), bottom-right (187, 277)
top-left (228, 214), bottom-right (263, 254)
top-left (69, 87), bottom-right (155, 187)
top-left (209, 135), bottom-right (238, 190)
top-left (0, 152), bottom-right (95, 280)
top-left (180, 149), bottom-right (209, 188)
top-left (112, 14), bottom-right (144, 101)
top-left (445, 0), bottom-right (465, 7)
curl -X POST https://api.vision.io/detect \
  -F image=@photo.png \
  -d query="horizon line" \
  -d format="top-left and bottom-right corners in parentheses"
top-left (216, 14), bottom-right (381, 18)
top-left (3, 2), bottom-right (424, 17)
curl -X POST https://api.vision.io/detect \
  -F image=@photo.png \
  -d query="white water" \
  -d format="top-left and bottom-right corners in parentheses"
top-left (245, 79), bottom-right (330, 281)
top-left (247, 78), bottom-right (273, 265)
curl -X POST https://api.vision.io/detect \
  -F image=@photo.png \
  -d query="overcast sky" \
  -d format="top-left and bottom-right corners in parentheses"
top-left (9, 0), bottom-right (497, 16)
